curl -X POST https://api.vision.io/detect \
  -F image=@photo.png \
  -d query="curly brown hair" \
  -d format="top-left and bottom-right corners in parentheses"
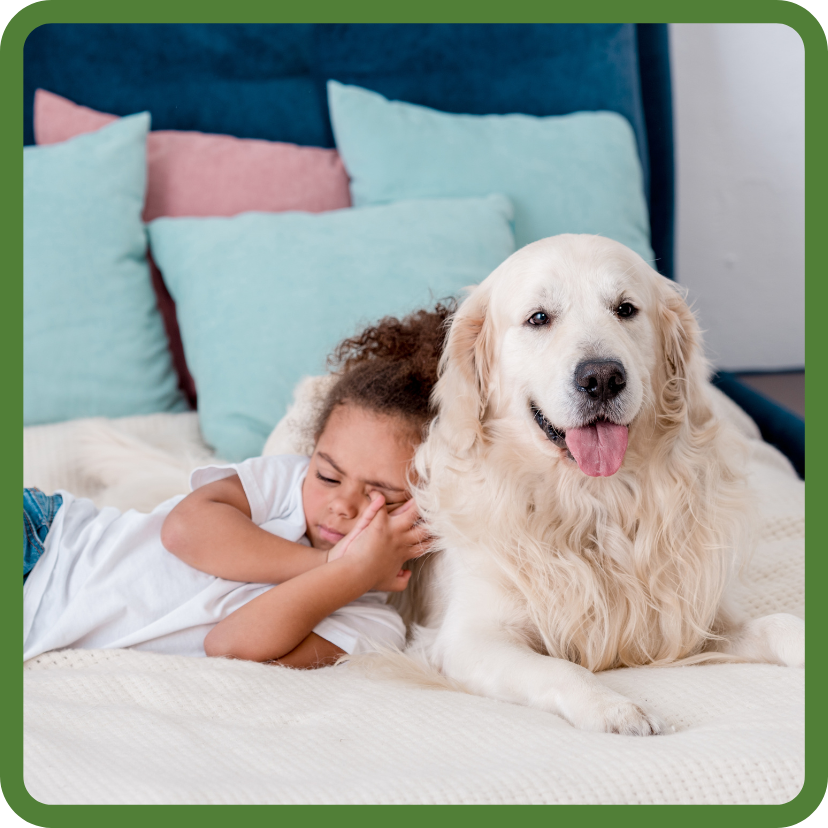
top-left (314, 300), bottom-right (456, 442)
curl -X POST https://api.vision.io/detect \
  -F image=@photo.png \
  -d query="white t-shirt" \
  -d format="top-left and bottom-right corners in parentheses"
top-left (23, 455), bottom-right (406, 661)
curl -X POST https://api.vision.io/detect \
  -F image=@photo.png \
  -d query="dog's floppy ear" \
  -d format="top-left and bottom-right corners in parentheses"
top-left (432, 282), bottom-right (495, 453)
top-left (660, 283), bottom-right (697, 379)
top-left (656, 279), bottom-right (709, 427)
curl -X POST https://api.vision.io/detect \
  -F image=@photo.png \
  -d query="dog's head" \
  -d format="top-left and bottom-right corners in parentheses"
top-left (435, 234), bottom-right (706, 477)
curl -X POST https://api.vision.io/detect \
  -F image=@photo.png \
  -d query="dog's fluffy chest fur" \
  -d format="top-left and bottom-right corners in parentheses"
top-left (419, 416), bottom-right (746, 673)
top-left (458, 495), bottom-right (656, 669)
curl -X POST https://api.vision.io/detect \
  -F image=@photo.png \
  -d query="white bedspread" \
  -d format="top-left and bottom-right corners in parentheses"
top-left (22, 387), bottom-right (805, 804)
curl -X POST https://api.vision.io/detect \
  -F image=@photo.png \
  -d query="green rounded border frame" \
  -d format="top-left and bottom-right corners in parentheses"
top-left (1, 2), bottom-right (823, 825)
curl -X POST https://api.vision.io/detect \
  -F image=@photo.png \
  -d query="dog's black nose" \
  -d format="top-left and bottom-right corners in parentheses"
top-left (574, 360), bottom-right (627, 402)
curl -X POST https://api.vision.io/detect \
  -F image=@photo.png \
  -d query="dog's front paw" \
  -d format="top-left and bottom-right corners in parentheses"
top-left (568, 690), bottom-right (666, 736)
top-left (595, 700), bottom-right (666, 736)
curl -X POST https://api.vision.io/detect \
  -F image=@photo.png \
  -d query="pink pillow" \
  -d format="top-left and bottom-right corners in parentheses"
top-left (34, 90), bottom-right (352, 407)
top-left (34, 89), bottom-right (352, 221)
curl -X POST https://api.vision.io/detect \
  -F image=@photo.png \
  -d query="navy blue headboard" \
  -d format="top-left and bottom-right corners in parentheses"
top-left (23, 23), bottom-right (675, 280)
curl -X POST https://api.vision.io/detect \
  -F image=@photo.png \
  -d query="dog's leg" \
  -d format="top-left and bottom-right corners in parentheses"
top-left (714, 613), bottom-right (804, 668)
top-left (431, 586), bottom-right (665, 735)
top-left (434, 621), bottom-right (664, 735)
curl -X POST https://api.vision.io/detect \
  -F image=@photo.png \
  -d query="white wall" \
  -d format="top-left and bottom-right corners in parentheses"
top-left (669, 23), bottom-right (804, 371)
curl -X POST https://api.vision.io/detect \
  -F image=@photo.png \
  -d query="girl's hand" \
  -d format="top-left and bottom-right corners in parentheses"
top-left (326, 492), bottom-right (387, 563)
top-left (330, 493), bottom-right (432, 592)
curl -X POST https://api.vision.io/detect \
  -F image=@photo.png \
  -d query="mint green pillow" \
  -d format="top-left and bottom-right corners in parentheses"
top-left (148, 195), bottom-right (515, 461)
top-left (24, 114), bottom-right (186, 425)
top-left (328, 81), bottom-right (654, 262)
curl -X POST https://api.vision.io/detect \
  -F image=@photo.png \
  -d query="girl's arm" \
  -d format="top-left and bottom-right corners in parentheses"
top-left (276, 633), bottom-right (345, 669)
top-left (204, 551), bottom-right (386, 662)
top-left (204, 493), bottom-right (426, 663)
top-left (161, 475), bottom-right (326, 584)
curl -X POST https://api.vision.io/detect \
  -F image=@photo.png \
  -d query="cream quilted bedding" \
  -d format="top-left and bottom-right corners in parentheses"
top-left (22, 386), bottom-right (805, 804)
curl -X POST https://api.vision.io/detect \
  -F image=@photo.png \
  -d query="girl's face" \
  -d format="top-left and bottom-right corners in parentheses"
top-left (302, 404), bottom-right (417, 551)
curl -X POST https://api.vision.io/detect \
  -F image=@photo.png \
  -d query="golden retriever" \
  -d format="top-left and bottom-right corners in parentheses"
top-left (404, 234), bottom-right (804, 736)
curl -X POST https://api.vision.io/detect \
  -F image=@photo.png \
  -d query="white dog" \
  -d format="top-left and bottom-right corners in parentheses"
top-left (404, 234), bottom-right (804, 736)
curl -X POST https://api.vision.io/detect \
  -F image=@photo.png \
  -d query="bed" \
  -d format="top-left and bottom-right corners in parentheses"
top-left (22, 23), bottom-right (805, 804)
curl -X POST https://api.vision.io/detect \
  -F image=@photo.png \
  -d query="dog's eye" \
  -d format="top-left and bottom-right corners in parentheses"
top-left (615, 302), bottom-right (637, 319)
top-left (527, 312), bottom-right (550, 326)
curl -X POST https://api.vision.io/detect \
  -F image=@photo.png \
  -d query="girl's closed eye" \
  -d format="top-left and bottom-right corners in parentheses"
top-left (315, 469), bottom-right (405, 505)
top-left (382, 496), bottom-right (408, 509)
top-left (371, 490), bottom-right (409, 510)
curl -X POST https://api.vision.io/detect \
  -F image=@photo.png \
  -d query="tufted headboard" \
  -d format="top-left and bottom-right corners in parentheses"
top-left (23, 23), bottom-right (675, 280)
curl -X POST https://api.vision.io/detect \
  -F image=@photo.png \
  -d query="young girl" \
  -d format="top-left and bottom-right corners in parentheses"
top-left (23, 304), bottom-right (452, 668)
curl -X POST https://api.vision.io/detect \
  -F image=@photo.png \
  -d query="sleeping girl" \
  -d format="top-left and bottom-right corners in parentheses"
top-left (23, 304), bottom-right (452, 668)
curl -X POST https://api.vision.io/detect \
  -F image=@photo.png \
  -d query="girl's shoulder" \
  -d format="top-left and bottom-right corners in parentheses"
top-left (248, 453), bottom-right (311, 477)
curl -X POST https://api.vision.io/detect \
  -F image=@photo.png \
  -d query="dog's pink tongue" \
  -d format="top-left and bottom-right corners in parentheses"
top-left (566, 422), bottom-right (629, 477)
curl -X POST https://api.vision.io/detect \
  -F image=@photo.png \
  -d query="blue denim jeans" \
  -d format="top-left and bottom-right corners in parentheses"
top-left (24, 488), bottom-right (63, 582)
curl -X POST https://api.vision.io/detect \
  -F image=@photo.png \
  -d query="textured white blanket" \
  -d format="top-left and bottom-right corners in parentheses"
top-left (22, 385), bottom-right (805, 804)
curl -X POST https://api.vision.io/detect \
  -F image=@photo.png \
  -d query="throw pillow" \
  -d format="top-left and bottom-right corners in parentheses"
top-left (34, 89), bottom-right (353, 406)
top-left (327, 80), bottom-right (654, 261)
top-left (24, 114), bottom-right (187, 424)
top-left (148, 195), bottom-right (515, 461)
